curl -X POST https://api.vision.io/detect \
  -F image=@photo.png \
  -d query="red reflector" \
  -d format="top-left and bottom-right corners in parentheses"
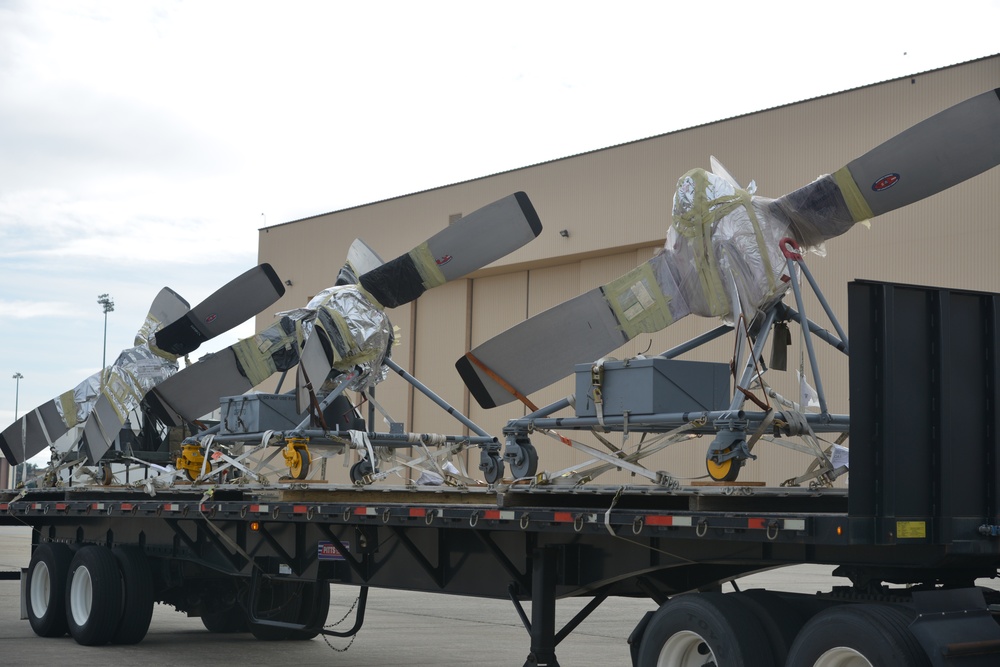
top-left (409, 508), bottom-right (426, 518)
top-left (748, 518), bottom-right (767, 530)
top-left (646, 515), bottom-right (674, 526)
top-left (484, 510), bottom-right (501, 520)
top-left (553, 512), bottom-right (574, 523)
top-left (293, 505), bottom-right (308, 514)
top-left (121, 503), bottom-right (133, 512)
top-left (55, 503), bottom-right (68, 511)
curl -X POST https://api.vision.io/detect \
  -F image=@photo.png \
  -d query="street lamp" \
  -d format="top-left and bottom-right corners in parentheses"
top-left (10, 372), bottom-right (23, 488)
top-left (12, 372), bottom-right (22, 420)
top-left (97, 293), bottom-right (115, 383)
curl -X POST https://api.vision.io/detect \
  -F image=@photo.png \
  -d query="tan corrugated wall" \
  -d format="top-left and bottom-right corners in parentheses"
top-left (258, 56), bottom-right (1000, 486)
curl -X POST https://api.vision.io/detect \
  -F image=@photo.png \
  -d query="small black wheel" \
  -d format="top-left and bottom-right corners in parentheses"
top-left (26, 542), bottom-right (73, 638)
top-left (785, 603), bottom-right (930, 667)
top-left (99, 462), bottom-right (114, 486)
top-left (65, 546), bottom-right (124, 646)
top-left (349, 459), bottom-right (374, 484)
top-left (111, 547), bottom-right (154, 644)
top-left (509, 442), bottom-right (538, 479)
top-left (637, 592), bottom-right (775, 666)
top-left (480, 453), bottom-right (504, 484)
top-left (289, 450), bottom-right (310, 480)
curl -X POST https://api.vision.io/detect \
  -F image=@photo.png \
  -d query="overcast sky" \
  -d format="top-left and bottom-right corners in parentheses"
top-left (1, 0), bottom-right (998, 446)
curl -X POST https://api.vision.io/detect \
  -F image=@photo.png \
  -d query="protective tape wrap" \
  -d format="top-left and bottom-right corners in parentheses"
top-left (57, 347), bottom-right (179, 428)
top-left (667, 168), bottom-right (787, 320)
top-left (767, 172), bottom-right (864, 251)
top-left (602, 259), bottom-right (676, 339)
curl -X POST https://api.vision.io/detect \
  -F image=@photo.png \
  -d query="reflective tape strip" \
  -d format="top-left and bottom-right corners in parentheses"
top-left (408, 508), bottom-right (427, 518)
top-left (553, 512), bottom-right (574, 523)
top-left (91, 503), bottom-right (105, 511)
top-left (292, 505), bottom-right (309, 514)
top-left (354, 507), bottom-right (377, 516)
top-left (250, 504), bottom-right (269, 513)
top-left (483, 510), bottom-right (516, 521)
top-left (784, 519), bottom-right (806, 531)
top-left (162, 503), bottom-right (181, 512)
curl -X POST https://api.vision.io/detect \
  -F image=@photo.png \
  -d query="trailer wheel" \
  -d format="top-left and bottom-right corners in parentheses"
top-left (202, 607), bottom-right (250, 633)
top-left (637, 592), bottom-right (775, 666)
top-left (26, 542), bottom-right (73, 638)
top-left (785, 603), bottom-right (930, 667)
top-left (730, 590), bottom-right (805, 665)
top-left (110, 547), bottom-right (154, 644)
top-left (65, 546), bottom-right (124, 646)
top-left (289, 582), bottom-right (331, 640)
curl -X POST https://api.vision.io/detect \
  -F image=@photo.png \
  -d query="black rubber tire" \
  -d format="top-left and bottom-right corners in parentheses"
top-left (785, 603), bottom-right (931, 667)
top-left (25, 542), bottom-right (73, 638)
top-left (110, 547), bottom-right (154, 644)
top-left (637, 592), bottom-right (775, 667)
top-left (248, 578), bottom-right (298, 641)
top-left (202, 607), bottom-right (250, 633)
top-left (730, 589), bottom-right (806, 665)
top-left (289, 582), bottom-right (331, 640)
top-left (65, 546), bottom-right (124, 646)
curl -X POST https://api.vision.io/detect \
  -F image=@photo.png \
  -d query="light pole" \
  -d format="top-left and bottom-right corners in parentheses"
top-left (10, 372), bottom-right (23, 488)
top-left (97, 294), bottom-right (115, 384)
top-left (12, 372), bottom-right (22, 420)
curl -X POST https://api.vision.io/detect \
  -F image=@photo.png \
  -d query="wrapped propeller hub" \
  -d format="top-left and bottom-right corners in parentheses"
top-left (308, 285), bottom-right (393, 386)
top-left (667, 168), bottom-right (795, 321)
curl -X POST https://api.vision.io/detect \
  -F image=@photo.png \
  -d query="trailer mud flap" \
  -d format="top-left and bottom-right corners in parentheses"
top-left (909, 588), bottom-right (1000, 666)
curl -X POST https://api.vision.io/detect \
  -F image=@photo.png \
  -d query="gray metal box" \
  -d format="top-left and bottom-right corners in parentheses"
top-left (220, 393), bottom-right (302, 435)
top-left (574, 358), bottom-right (730, 418)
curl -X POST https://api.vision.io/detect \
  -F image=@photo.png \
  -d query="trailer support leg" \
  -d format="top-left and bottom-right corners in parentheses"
top-left (524, 547), bottom-right (560, 667)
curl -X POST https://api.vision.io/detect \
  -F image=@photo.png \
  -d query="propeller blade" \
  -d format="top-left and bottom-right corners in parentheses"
top-left (144, 348), bottom-right (254, 428)
top-left (145, 315), bottom-right (303, 428)
top-left (152, 263), bottom-right (285, 356)
top-left (774, 88), bottom-right (1000, 239)
top-left (1, 287), bottom-right (192, 466)
top-left (80, 267), bottom-right (287, 464)
top-left (359, 192), bottom-right (541, 309)
top-left (457, 253), bottom-right (689, 409)
top-left (296, 328), bottom-right (334, 414)
top-left (296, 193), bottom-right (542, 412)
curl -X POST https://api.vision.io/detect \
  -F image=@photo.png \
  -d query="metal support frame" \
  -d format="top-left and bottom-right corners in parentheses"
top-left (500, 237), bottom-right (852, 487)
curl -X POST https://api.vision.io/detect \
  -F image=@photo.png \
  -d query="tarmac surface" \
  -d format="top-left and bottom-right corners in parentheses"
top-left (0, 524), bottom-right (853, 666)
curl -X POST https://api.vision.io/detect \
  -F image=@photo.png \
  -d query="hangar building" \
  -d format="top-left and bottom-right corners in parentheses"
top-left (257, 55), bottom-right (1000, 487)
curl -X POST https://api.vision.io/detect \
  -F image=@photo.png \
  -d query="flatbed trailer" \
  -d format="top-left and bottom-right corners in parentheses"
top-left (4, 279), bottom-right (1000, 666)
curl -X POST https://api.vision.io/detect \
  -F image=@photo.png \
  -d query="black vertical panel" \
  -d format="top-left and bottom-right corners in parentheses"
top-left (848, 280), bottom-right (1000, 545)
top-left (847, 281), bottom-right (878, 520)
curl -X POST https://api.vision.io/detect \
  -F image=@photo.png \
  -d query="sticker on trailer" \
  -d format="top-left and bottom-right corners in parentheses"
top-left (317, 541), bottom-right (348, 561)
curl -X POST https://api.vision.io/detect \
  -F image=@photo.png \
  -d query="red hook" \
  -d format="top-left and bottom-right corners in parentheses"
top-left (779, 237), bottom-right (803, 261)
